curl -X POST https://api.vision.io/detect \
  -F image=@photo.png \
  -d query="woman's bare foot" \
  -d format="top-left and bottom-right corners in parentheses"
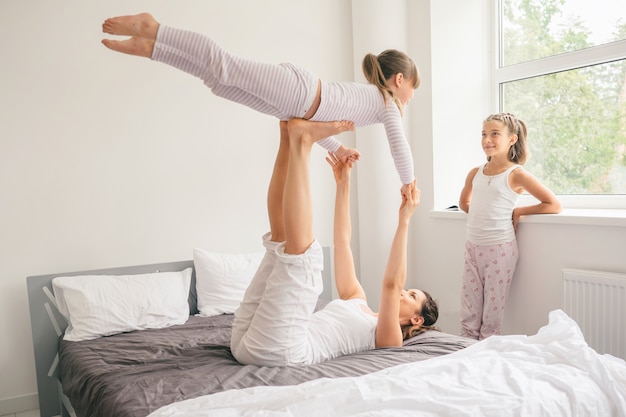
top-left (287, 119), bottom-right (354, 147)
top-left (101, 37), bottom-right (155, 58)
top-left (102, 13), bottom-right (159, 40)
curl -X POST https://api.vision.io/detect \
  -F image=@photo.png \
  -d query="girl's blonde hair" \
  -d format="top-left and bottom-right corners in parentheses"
top-left (484, 112), bottom-right (528, 164)
top-left (362, 49), bottom-right (420, 115)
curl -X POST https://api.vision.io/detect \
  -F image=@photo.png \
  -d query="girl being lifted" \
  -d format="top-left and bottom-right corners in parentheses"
top-left (102, 13), bottom-right (420, 195)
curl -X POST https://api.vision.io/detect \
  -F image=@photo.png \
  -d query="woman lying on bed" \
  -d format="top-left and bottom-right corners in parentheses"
top-left (230, 118), bottom-right (438, 366)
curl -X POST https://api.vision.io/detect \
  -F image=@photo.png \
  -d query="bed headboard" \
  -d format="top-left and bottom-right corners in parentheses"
top-left (27, 247), bottom-right (332, 417)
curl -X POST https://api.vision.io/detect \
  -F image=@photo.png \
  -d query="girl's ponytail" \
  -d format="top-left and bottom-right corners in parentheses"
top-left (362, 49), bottom-right (420, 114)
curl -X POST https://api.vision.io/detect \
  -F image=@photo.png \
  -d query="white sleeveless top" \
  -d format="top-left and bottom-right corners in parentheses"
top-left (307, 298), bottom-right (377, 364)
top-left (466, 164), bottom-right (522, 245)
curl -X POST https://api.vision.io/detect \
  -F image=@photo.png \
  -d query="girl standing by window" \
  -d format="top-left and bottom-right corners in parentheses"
top-left (458, 113), bottom-right (561, 340)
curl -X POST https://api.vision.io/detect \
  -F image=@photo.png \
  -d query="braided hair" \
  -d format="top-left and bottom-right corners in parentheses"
top-left (484, 112), bottom-right (528, 164)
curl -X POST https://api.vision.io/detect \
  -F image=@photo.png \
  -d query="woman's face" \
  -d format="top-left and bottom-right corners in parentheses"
top-left (399, 288), bottom-right (426, 325)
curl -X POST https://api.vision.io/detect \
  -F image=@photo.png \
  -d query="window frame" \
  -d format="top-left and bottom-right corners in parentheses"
top-left (493, 0), bottom-right (626, 209)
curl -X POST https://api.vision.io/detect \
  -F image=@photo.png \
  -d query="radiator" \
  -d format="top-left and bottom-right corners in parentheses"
top-left (562, 268), bottom-right (626, 359)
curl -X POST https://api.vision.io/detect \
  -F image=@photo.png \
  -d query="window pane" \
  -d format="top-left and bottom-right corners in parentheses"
top-left (502, 0), bottom-right (626, 66)
top-left (501, 59), bottom-right (626, 195)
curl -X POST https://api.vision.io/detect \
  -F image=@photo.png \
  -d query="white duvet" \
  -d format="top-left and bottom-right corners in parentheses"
top-left (148, 310), bottom-right (626, 417)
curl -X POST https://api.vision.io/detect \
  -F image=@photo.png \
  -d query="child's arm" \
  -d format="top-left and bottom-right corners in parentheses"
top-left (509, 167), bottom-right (562, 229)
top-left (376, 182), bottom-right (419, 348)
top-left (318, 137), bottom-right (361, 163)
top-left (382, 104), bottom-right (415, 185)
top-left (459, 167), bottom-right (479, 213)
top-left (334, 144), bottom-right (361, 163)
top-left (326, 153), bottom-right (366, 301)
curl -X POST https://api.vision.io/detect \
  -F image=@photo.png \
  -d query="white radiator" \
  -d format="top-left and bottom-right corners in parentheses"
top-left (562, 268), bottom-right (626, 359)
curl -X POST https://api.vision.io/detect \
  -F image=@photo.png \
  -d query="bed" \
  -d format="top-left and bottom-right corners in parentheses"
top-left (146, 309), bottom-right (626, 417)
top-left (27, 247), bottom-right (477, 417)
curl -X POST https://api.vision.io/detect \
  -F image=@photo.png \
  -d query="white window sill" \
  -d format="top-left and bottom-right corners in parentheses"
top-left (430, 208), bottom-right (626, 227)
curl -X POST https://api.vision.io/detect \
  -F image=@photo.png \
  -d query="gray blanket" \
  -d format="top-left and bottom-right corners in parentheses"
top-left (59, 314), bottom-right (474, 417)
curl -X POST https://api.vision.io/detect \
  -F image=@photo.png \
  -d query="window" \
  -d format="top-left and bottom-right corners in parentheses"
top-left (497, 0), bottom-right (626, 207)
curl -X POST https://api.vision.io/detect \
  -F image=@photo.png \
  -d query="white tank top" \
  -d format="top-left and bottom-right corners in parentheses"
top-left (307, 298), bottom-right (377, 363)
top-left (466, 164), bottom-right (522, 245)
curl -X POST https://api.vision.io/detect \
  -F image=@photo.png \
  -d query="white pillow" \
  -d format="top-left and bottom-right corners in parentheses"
top-left (194, 248), bottom-right (264, 317)
top-left (52, 268), bottom-right (192, 342)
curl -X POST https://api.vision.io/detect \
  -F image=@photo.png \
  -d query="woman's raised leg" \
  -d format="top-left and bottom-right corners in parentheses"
top-left (283, 119), bottom-right (354, 254)
top-left (231, 119), bottom-right (353, 366)
top-left (231, 121), bottom-right (291, 351)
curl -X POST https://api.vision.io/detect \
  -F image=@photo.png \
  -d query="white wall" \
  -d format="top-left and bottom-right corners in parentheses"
top-left (405, 0), bottom-right (491, 333)
top-left (504, 218), bottom-right (626, 336)
top-left (0, 0), bottom-right (355, 407)
top-left (351, 0), bottom-right (412, 309)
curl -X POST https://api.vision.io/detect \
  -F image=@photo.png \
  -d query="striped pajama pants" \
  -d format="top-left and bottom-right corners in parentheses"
top-left (151, 25), bottom-right (338, 152)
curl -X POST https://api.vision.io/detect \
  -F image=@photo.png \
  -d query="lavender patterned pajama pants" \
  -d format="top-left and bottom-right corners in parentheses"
top-left (460, 239), bottom-right (518, 340)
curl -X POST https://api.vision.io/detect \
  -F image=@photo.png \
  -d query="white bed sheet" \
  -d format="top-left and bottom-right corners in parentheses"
top-left (148, 310), bottom-right (626, 417)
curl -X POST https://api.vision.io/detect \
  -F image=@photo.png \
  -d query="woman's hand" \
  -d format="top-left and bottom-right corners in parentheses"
top-left (326, 152), bottom-right (355, 185)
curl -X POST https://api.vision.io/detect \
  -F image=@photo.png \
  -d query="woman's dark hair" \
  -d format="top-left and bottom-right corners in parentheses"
top-left (401, 290), bottom-right (439, 340)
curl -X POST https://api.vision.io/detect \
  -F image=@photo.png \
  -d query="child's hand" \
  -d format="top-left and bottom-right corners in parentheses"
top-left (334, 146), bottom-right (361, 163)
top-left (399, 180), bottom-right (420, 221)
top-left (400, 182), bottom-right (415, 199)
top-left (512, 208), bottom-right (521, 232)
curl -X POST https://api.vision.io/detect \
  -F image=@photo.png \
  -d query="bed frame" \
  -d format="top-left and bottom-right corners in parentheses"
top-left (27, 248), bottom-right (332, 417)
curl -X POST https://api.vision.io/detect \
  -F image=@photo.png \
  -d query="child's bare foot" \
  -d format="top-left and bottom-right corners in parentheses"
top-left (102, 13), bottom-right (159, 40)
top-left (287, 119), bottom-right (354, 147)
top-left (101, 37), bottom-right (155, 58)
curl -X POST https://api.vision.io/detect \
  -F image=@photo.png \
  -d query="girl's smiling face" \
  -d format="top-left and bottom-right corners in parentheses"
top-left (482, 120), bottom-right (517, 158)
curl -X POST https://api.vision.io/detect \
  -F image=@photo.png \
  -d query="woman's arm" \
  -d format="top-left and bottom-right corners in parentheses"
top-left (317, 137), bottom-right (361, 164)
top-left (326, 153), bottom-right (366, 300)
top-left (375, 182), bottom-right (419, 348)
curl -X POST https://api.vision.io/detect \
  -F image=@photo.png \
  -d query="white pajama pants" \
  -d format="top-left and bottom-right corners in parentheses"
top-left (460, 239), bottom-right (518, 340)
top-left (230, 234), bottom-right (324, 366)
